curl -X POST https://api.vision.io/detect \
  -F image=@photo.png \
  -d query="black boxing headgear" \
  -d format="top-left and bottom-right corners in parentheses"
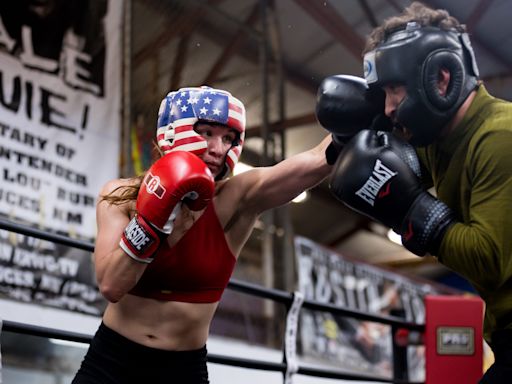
top-left (363, 22), bottom-right (479, 147)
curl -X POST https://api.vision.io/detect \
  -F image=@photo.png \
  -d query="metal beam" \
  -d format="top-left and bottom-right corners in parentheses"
top-left (133, 0), bottom-right (223, 69)
top-left (359, 0), bottom-right (378, 28)
top-left (422, 0), bottom-right (512, 72)
top-left (202, 3), bottom-right (260, 85)
top-left (465, 0), bottom-right (495, 32)
top-left (384, 0), bottom-right (403, 13)
top-left (293, 0), bottom-right (365, 60)
top-left (483, 72), bottom-right (512, 82)
top-left (170, 35), bottom-right (190, 89)
top-left (135, 0), bottom-right (319, 95)
top-left (245, 112), bottom-right (317, 138)
top-left (193, 19), bottom-right (318, 94)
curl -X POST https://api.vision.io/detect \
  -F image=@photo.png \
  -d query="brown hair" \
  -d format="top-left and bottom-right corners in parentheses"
top-left (99, 143), bottom-right (163, 207)
top-left (100, 174), bottom-right (145, 208)
top-left (363, 2), bottom-right (466, 54)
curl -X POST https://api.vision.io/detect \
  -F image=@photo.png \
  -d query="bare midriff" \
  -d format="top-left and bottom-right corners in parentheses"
top-left (103, 294), bottom-right (219, 350)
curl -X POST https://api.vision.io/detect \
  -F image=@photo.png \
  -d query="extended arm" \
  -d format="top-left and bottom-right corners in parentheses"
top-left (235, 135), bottom-right (333, 215)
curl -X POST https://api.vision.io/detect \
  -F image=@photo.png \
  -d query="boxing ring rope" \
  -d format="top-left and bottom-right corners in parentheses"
top-left (0, 217), bottom-right (424, 383)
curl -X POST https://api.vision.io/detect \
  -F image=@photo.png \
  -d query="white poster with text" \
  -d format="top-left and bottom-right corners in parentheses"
top-left (0, 0), bottom-right (122, 239)
top-left (0, 0), bottom-right (122, 319)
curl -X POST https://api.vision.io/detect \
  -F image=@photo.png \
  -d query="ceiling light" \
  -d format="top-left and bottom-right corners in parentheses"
top-left (387, 228), bottom-right (403, 246)
top-left (292, 191), bottom-right (308, 203)
top-left (233, 162), bottom-right (253, 175)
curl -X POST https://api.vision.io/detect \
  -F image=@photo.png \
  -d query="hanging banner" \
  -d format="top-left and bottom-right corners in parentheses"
top-left (0, 0), bottom-right (122, 319)
top-left (294, 236), bottom-right (454, 381)
top-left (0, 0), bottom-right (121, 239)
top-left (0, 230), bottom-right (105, 317)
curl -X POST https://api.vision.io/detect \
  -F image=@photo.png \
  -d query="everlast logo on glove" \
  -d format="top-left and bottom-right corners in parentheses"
top-left (124, 218), bottom-right (154, 252)
top-left (355, 159), bottom-right (397, 206)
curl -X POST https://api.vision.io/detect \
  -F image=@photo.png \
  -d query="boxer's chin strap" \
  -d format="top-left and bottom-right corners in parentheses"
top-left (284, 291), bottom-right (304, 384)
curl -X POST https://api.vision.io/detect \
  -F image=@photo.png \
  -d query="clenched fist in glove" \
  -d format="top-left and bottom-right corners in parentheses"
top-left (316, 74), bottom-right (391, 165)
top-left (120, 151), bottom-right (215, 263)
top-left (329, 130), bottom-right (455, 256)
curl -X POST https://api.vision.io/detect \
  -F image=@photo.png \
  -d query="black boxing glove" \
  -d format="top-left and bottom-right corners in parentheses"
top-left (329, 130), bottom-right (455, 256)
top-left (325, 135), bottom-right (345, 165)
top-left (316, 74), bottom-right (390, 165)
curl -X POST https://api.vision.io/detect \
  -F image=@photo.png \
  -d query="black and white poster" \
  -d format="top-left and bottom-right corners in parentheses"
top-left (0, 0), bottom-right (122, 321)
top-left (295, 236), bottom-right (453, 381)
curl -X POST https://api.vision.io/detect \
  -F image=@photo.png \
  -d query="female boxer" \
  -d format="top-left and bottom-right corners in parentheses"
top-left (72, 86), bottom-right (333, 384)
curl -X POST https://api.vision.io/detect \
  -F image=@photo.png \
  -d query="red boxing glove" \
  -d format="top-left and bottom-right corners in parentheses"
top-left (120, 151), bottom-right (215, 263)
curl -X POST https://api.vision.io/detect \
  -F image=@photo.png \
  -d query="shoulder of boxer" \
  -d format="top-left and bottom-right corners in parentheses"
top-left (209, 168), bottom-right (262, 220)
top-left (97, 178), bottom-right (137, 208)
top-left (99, 178), bottom-right (135, 196)
top-left (93, 180), bottom-right (135, 236)
top-left (211, 172), bottom-right (248, 208)
top-left (208, 171), bottom-right (263, 248)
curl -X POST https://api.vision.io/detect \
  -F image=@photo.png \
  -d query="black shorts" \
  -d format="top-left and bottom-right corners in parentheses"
top-left (479, 329), bottom-right (512, 384)
top-left (72, 322), bottom-right (209, 384)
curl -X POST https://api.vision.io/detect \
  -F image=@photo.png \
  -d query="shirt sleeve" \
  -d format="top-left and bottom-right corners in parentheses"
top-left (438, 129), bottom-right (512, 289)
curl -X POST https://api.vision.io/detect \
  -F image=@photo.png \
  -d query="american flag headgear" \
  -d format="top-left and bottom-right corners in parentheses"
top-left (157, 86), bottom-right (246, 179)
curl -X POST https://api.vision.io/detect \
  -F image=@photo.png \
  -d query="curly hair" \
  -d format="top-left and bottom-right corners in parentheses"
top-left (363, 2), bottom-right (466, 54)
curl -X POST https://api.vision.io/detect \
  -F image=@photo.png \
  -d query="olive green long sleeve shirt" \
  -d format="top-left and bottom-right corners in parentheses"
top-left (417, 85), bottom-right (512, 342)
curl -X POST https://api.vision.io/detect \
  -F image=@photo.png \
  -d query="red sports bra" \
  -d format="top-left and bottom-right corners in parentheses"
top-left (129, 203), bottom-right (236, 303)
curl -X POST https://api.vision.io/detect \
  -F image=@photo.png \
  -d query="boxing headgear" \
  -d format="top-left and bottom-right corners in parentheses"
top-left (363, 22), bottom-right (479, 147)
top-left (157, 86), bottom-right (246, 179)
